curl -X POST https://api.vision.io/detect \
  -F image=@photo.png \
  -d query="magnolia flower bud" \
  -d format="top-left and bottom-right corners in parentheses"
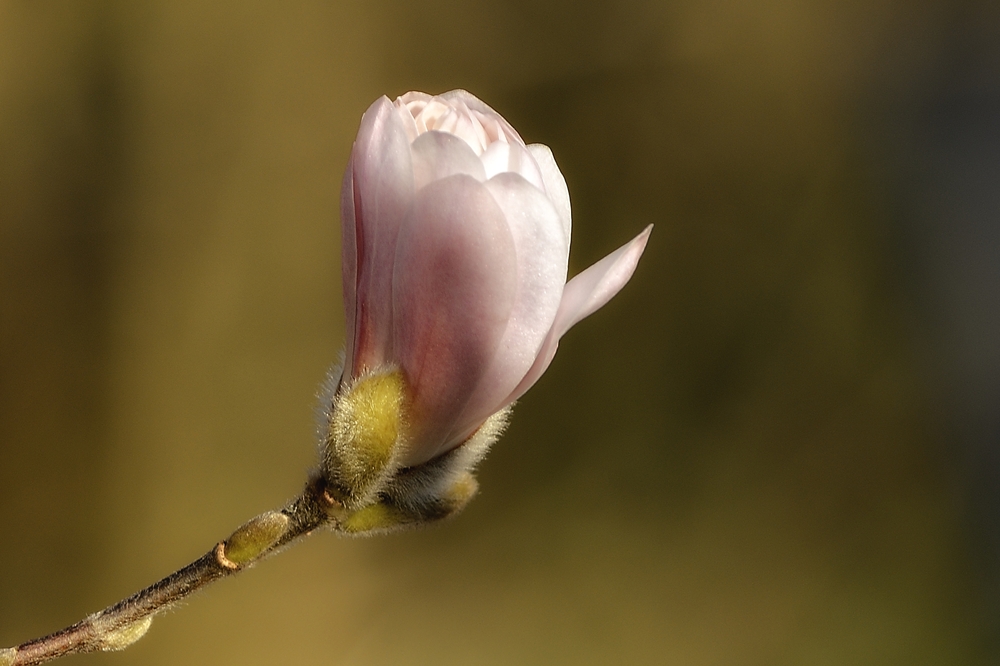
top-left (320, 90), bottom-right (650, 530)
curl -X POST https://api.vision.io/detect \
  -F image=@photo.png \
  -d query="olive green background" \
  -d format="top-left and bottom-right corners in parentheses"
top-left (1, 2), bottom-right (995, 665)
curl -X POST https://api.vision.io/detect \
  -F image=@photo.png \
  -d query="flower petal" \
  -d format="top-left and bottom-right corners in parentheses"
top-left (449, 172), bottom-right (570, 442)
top-left (410, 130), bottom-right (487, 191)
top-left (439, 89), bottom-right (523, 145)
top-left (481, 140), bottom-right (544, 190)
top-left (505, 225), bottom-right (652, 404)
top-left (527, 144), bottom-right (571, 240)
top-left (480, 141), bottom-right (512, 180)
top-left (347, 96), bottom-right (415, 379)
top-left (393, 174), bottom-right (518, 466)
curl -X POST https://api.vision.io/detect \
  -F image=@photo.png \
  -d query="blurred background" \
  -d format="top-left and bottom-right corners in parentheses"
top-left (1, 1), bottom-right (997, 664)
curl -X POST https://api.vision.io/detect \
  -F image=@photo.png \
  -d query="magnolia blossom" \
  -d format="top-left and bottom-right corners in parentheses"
top-left (338, 90), bottom-right (650, 471)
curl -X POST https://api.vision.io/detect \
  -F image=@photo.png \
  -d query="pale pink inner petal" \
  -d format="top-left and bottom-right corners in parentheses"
top-left (476, 113), bottom-right (507, 146)
top-left (434, 109), bottom-right (458, 135)
top-left (451, 99), bottom-right (491, 153)
top-left (504, 225), bottom-right (652, 405)
top-left (526, 144), bottom-right (571, 239)
top-left (393, 174), bottom-right (518, 466)
top-left (505, 141), bottom-right (545, 191)
top-left (410, 131), bottom-right (487, 190)
top-left (348, 96), bottom-right (416, 378)
top-left (394, 104), bottom-right (420, 143)
top-left (448, 172), bottom-right (570, 443)
top-left (480, 141), bottom-right (512, 179)
top-left (439, 90), bottom-right (525, 145)
top-left (436, 106), bottom-right (486, 155)
top-left (480, 141), bottom-right (545, 189)
top-left (397, 90), bottom-right (432, 110)
top-left (408, 97), bottom-right (450, 134)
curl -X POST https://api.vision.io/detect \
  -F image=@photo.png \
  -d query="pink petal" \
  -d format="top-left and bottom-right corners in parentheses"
top-left (480, 141), bottom-right (512, 179)
top-left (442, 98), bottom-right (492, 154)
top-left (448, 172), bottom-right (570, 443)
top-left (438, 90), bottom-right (523, 144)
top-left (392, 174), bottom-right (518, 466)
top-left (345, 96), bottom-right (415, 379)
top-left (393, 102), bottom-right (421, 143)
top-left (410, 130), bottom-right (487, 191)
top-left (480, 141), bottom-right (544, 190)
top-left (504, 225), bottom-right (653, 405)
top-left (526, 144), bottom-right (571, 240)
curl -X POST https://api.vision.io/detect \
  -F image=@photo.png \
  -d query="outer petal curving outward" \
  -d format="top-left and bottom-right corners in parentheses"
top-left (506, 224), bottom-right (653, 405)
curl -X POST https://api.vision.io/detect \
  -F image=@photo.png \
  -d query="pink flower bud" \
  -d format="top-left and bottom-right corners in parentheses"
top-left (340, 90), bottom-right (650, 468)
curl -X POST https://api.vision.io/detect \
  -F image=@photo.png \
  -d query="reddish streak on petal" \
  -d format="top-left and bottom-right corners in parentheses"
top-left (393, 175), bottom-right (518, 466)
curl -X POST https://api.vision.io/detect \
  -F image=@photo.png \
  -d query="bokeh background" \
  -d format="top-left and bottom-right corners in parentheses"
top-left (2, 2), bottom-right (998, 664)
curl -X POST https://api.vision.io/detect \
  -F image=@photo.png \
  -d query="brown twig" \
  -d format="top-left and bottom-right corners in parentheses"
top-left (3, 474), bottom-right (340, 666)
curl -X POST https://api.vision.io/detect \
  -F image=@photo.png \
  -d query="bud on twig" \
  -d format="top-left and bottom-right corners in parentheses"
top-left (219, 511), bottom-right (291, 568)
top-left (323, 369), bottom-right (408, 509)
top-left (91, 617), bottom-right (152, 652)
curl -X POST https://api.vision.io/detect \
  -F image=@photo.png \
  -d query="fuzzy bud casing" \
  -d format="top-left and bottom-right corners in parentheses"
top-left (322, 368), bottom-right (408, 509)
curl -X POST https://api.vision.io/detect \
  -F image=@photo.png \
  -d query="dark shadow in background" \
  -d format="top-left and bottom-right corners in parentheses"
top-left (866, 0), bottom-right (1000, 651)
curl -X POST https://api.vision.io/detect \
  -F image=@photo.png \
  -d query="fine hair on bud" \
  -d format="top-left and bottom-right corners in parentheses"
top-left (328, 407), bottom-right (510, 536)
top-left (380, 407), bottom-right (511, 519)
top-left (321, 366), bottom-right (409, 508)
top-left (314, 357), bottom-right (344, 435)
top-left (222, 511), bottom-right (290, 567)
top-left (337, 471), bottom-right (481, 536)
top-left (93, 617), bottom-right (153, 652)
